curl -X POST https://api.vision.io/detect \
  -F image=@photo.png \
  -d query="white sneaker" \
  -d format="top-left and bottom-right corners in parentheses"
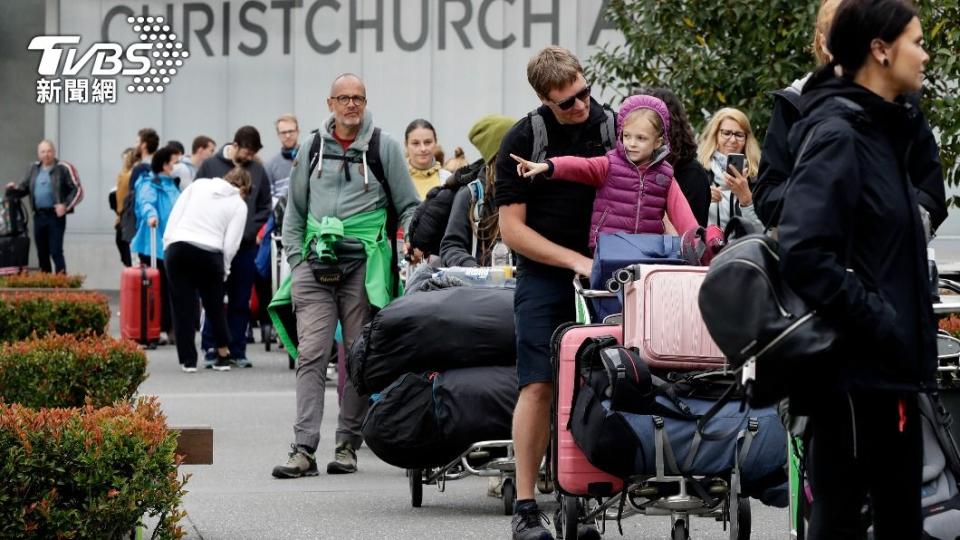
top-left (181, 365), bottom-right (197, 373)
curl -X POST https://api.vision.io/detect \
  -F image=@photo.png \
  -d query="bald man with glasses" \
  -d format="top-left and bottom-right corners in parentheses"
top-left (271, 73), bottom-right (420, 479)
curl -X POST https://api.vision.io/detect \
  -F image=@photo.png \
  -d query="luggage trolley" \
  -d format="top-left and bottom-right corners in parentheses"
top-left (553, 277), bottom-right (753, 540)
top-left (788, 277), bottom-right (960, 539)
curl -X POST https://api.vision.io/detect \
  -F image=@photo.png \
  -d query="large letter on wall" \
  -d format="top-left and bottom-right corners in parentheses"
top-left (438, 0), bottom-right (473, 51)
top-left (394, 0), bottom-right (429, 52)
top-left (306, 0), bottom-right (342, 54)
top-left (478, 0), bottom-right (515, 50)
top-left (183, 3), bottom-right (216, 56)
top-left (349, 0), bottom-right (384, 52)
top-left (523, 0), bottom-right (558, 47)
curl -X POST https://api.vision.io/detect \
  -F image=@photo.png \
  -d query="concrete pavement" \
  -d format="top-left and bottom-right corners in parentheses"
top-left (115, 299), bottom-right (790, 539)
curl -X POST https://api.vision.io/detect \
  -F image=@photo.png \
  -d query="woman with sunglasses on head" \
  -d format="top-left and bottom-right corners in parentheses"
top-left (778, 0), bottom-right (937, 536)
top-left (697, 108), bottom-right (762, 229)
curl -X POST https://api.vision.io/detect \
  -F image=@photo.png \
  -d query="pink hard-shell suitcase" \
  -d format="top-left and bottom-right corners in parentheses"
top-left (552, 323), bottom-right (624, 496)
top-left (622, 264), bottom-right (725, 371)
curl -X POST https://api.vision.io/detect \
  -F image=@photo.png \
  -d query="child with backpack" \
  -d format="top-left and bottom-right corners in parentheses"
top-left (511, 94), bottom-right (698, 248)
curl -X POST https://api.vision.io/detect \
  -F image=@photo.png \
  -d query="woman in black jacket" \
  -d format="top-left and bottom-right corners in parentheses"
top-left (778, 1), bottom-right (938, 537)
top-left (753, 0), bottom-right (945, 233)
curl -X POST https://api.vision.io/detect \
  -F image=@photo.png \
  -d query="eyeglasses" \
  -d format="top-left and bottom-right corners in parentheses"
top-left (278, 129), bottom-right (298, 137)
top-left (331, 95), bottom-right (367, 106)
top-left (719, 129), bottom-right (747, 142)
top-left (552, 85), bottom-right (591, 111)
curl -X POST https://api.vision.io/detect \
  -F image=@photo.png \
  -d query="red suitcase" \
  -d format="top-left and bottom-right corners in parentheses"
top-left (622, 264), bottom-right (724, 371)
top-left (120, 228), bottom-right (161, 345)
top-left (552, 323), bottom-right (624, 497)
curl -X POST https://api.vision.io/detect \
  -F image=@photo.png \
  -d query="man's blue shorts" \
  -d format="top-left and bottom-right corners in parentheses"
top-left (514, 271), bottom-right (576, 388)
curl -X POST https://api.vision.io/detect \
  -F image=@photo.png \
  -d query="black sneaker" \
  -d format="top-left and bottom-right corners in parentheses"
top-left (512, 505), bottom-right (553, 540)
top-left (272, 444), bottom-right (319, 479)
top-left (212, 353), bottom-right (232, 372)
top-left (577, 525), bottom-right (600, 540)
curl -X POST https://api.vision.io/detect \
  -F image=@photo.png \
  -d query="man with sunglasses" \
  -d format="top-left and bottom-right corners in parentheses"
top-left (272, 73), bottom-right (420, 479)
top-left (495, 46), bottom-right (616, 540)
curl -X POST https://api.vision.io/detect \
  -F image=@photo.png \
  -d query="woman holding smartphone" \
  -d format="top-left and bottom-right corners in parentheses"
top-left (696, 107), bottom-right (762, 228)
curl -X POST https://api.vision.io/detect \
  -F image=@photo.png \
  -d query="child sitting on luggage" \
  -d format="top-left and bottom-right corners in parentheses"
top-left (512, 94), bottom-right (699, 248)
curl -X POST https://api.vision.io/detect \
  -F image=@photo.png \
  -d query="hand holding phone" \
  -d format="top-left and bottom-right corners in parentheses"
top-left (726, 153), bottom-right (746, 175)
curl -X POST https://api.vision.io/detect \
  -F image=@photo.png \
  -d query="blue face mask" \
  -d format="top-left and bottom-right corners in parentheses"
top-left (282, 147), bottom-right (298, 160)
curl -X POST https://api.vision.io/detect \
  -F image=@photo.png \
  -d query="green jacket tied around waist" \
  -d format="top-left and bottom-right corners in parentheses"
top-left (267, 208), bottom-right (399, 357)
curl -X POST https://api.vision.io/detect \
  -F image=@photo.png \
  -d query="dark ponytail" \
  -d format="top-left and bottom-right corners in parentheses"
top-left (827, 0), bottom-right (917, 77)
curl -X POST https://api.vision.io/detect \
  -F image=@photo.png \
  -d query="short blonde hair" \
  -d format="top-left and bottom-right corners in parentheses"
top-left (275, 113), bottom-right (299, 131)
top-left (813, 0), bottom-right (843, 65)
top-left (526, 46), bottom-right (583, 98)
top-left (696, 108), bottom-right (761, 178)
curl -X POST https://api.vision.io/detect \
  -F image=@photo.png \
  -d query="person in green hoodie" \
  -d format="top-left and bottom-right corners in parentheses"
top-left (271, 73), bottom-right (420, 479)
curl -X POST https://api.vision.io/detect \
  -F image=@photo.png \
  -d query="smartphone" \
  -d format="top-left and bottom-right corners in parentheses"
top-left (727, 153), bottom-right (746, 175)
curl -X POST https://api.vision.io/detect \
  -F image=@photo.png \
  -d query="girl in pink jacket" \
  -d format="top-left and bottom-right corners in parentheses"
top-left (512, 94), bottom-right (698, 249)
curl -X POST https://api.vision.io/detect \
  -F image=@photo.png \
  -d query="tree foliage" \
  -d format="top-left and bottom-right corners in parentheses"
top-left (588, 0), bottom-right (960, 193)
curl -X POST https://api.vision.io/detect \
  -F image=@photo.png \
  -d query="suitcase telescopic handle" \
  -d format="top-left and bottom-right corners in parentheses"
top-left (572, 276), bottom-right (616, 299)
top-left (150, 223), bottom-right (157, 268)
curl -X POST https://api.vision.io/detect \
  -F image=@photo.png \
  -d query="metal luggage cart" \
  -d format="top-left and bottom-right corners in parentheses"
top-left (788, 277), bottom-right (960, 539)
top-left (406, 440), bottom-right (553, 515)
top-left (555, 278), bottom-right (751, 540)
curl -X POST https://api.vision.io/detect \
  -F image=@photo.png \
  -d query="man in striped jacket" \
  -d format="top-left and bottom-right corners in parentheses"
top-left (4, 139), bottom-right (83, 273)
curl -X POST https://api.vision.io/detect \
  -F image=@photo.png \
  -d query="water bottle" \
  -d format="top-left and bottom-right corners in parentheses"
top-left (433, 266), bottom-right (515, 287)
top-left (491, 240), bottom-right (512, 267)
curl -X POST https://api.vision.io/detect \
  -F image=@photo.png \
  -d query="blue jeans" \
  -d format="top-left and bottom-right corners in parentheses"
top-left (514, 271), bottom-right (576, 388)
top-left (33, 210), bottom-right (66, 273)
top-left (203, 246), bottom-right (257, 358)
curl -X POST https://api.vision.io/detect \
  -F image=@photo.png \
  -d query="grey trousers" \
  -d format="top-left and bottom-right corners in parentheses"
top-left (291, 259), bottom-right (371, 451)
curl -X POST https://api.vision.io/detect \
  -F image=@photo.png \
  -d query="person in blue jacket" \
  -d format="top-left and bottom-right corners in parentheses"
top-left (131, 145), bottom-right (181, 343)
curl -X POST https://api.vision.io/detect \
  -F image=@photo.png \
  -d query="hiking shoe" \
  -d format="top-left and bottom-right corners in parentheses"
top-left (233, 357), bottom-right (253, 368)
top-left (512, 505), bottom-right (553, 540)
top-left (271, 444), bottom-right (318, 479)
top-left (212, 354), bottom-right (232, 371)
top-left (326, 443), bottom-right (357, 474)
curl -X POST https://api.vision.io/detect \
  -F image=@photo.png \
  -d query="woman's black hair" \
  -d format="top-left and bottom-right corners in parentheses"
top-left (151, 146), bottom-right (176, 174)
top-left (404, 118), bottom-right (438, 143)
top-left (638, 87), bottom-right (699, 165)
top-left (828, 0), bottom-right (917, 77)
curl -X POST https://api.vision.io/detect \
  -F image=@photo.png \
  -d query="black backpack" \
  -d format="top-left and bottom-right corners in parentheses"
top-left (306, 127), bottom-right (401, 296)
top-left (407, 159), bottom-right (485, 257)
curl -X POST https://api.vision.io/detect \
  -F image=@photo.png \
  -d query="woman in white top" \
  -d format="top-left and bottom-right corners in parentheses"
top-left (163, 167), bottom-right (249, 372)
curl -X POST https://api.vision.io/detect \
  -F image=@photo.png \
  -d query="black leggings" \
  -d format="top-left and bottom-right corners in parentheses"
top-left (164, 242), bottom-right (229, 367)
top-left (806, 390), bottom-right (922, 540)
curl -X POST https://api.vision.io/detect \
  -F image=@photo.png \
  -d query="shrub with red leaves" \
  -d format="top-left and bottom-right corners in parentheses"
top-left (0, 291), bottom-right (109, 343)
top-left (0, 272), bottom-right (85, 289)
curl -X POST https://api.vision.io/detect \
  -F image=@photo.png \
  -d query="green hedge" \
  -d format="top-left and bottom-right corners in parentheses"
top-left (0, 272), bottom-right (85, 288)
top-left (0, 291), bottom-right (109, 342)
top-left (0, 398), bottom-right (187, 539)
top-left (0, 334), bottom-right (147, 408)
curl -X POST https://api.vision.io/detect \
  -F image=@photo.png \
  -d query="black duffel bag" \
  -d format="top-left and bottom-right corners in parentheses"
top-left (697, 217), bottom-right (838, 406)
top-left (362, 366), bottom-right (518, 470)
top-left (350, 286), bottom-right (515, 395)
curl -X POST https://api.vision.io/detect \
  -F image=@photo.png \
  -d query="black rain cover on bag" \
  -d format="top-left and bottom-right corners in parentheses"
top-left (350, 286), bottom-right (516, 395)
top-left (362, 366), bottom-right (518, 470)
top-left (435, 366), bottom-right (518, 447)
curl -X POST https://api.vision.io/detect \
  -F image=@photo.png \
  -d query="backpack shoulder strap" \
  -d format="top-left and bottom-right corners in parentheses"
top-left (600, 105), bottom-right (617, 151)
top-left (529, 110), bottom-right (548, 163)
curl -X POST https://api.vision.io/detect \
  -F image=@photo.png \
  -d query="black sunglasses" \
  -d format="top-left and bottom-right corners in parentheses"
top-left (553, 85), bottom-right (591, 110)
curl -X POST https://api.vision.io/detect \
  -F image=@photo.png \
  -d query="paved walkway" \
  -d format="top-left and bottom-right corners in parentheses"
top-left (111, 297), bottom-right (788, 539)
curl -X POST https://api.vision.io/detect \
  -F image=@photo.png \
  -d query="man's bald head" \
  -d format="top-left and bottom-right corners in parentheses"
top-left (37, 139), bottom-right (56, 166)
top-left (330, 73), bottom-right (365, 96)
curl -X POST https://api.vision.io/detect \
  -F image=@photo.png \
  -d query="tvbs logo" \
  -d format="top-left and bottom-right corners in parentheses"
top-left (29, 15), bottom-right (189, 103)
top-left (29, 36), bottom-right (152, 76)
